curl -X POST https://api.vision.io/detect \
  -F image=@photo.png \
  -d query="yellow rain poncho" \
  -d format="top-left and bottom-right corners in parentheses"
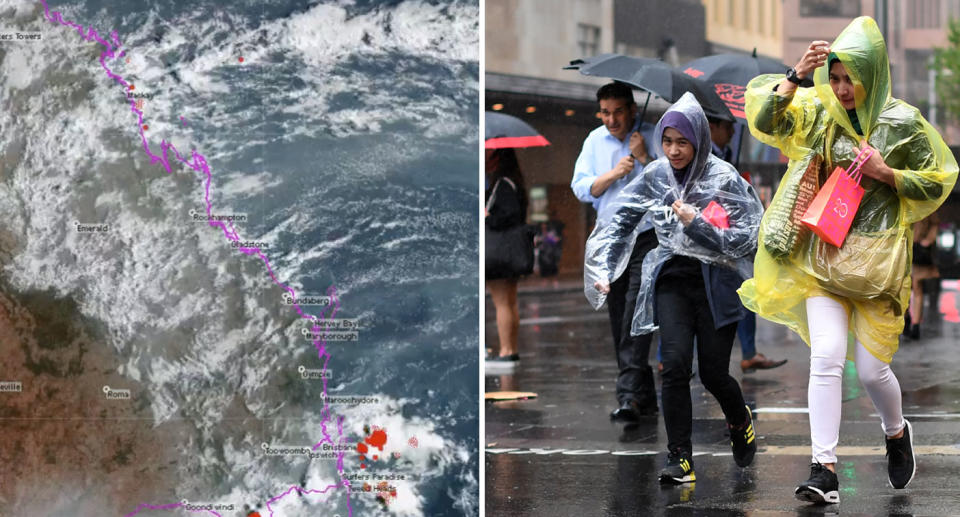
top-left (739, 16), bottom-right (958, 363)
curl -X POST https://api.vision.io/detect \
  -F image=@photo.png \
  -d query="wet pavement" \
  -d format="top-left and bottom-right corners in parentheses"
top-left (485, 278), bottom-right (960, 516)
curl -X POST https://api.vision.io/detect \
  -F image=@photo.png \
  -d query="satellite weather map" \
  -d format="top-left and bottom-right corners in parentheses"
top-left (0, 0), bottom-right (479, 515)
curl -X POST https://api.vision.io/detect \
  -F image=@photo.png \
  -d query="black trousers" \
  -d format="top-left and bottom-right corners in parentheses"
top-left (656, 272), bottom-right (747, 454)
top-left (606, 230), bottom-right (658, 407)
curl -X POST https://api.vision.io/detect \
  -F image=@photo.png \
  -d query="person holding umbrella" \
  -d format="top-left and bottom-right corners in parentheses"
top-left (585, 92), bottom-right (764, 484)
top-left (571, 81), bottom-right (660, 421)
top-left (740, 17), bottom-right (958, 502)
top-left (484, 112), bottom-right (548, 370)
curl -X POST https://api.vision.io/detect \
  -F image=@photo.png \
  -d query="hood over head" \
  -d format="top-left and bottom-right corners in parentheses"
top-left (812, 16), bottom-right (891, 138)
top-left (655, 91), bottom-right (712, 187)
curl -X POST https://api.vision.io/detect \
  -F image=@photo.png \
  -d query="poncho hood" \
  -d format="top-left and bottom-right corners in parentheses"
top-left (813, 16), bottom-right (891, 139)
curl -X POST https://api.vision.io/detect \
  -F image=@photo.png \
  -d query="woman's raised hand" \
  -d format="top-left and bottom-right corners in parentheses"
top-left (796, 40), bottom-right (831, 79)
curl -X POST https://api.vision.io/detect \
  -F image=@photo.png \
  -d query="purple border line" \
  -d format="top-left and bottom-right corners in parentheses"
top-left (37, 2), bottom-right (355, 515)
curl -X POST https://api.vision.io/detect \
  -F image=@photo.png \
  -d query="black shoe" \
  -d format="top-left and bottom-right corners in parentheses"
top-left (610, 401), bottom-right (638, 421)
top-left (659, 449), bottom-right (695, 485)
top-left (909, 324), bottom-right (921, 340)
top-left (610, 399), bottom-right (658, 420)
top-left (795, 462), bottom-right (840, 504)
top-left (610, 400), bottom-right (642, 421)
top-left (886, 419), bottom-right (916, 489)
top-left (730, 405), bottom-right (757, 468)
top-left (484, 353), bottom-right (519, 368)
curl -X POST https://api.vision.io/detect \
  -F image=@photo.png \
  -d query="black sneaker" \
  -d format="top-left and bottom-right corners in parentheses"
top-left (730, 405), bottom-right (757, 467)
top-left (659, 449), bottom-right (695, 485)
top-left (485, 353), bottom-right (519, 368)
top-left (886, 419), bottom-right (916, 489)
top-left (795, 462), bottom-right (840, 504)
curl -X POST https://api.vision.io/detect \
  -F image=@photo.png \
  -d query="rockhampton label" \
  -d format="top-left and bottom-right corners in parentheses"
top-left (189, 209), bottom-right (248, 223)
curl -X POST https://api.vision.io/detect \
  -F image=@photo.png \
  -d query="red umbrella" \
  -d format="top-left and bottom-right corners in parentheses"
top-left (485, 111), bottom-right (550, 149)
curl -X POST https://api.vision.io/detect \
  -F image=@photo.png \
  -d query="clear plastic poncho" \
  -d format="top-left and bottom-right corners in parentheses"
top-left (584, 92), bottom-right (764, 335)
top-left (738, 16), bottom-right (958, 363)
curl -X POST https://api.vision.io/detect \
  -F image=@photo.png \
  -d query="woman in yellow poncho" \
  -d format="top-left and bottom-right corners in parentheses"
top-left (740, 16), bottom-right (958, 504)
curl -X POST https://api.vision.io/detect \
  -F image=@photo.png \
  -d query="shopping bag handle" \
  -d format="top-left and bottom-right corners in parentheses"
top-left (847, 146), bottom-right (874, 183)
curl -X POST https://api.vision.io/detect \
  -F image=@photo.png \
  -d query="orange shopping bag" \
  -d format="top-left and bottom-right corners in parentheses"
top-left (800, 147), bottom-right (873, 248)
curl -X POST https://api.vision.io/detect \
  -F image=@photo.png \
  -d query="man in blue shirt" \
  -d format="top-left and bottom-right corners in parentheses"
top-left (707, 117), bottom-right (787, 373)
top-left (572, 82), bottom-right (659, 421)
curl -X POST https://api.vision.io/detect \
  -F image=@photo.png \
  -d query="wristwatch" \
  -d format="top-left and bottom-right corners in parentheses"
top-left (786, 68), bottom-right (814, 87)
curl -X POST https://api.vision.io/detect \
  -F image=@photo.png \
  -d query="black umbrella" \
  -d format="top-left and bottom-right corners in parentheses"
top-left (485, 111), bottom-right (550, 149)
top-left (680, 49), bottom-right (790, 167)
top-left (565, 53), bottom-right (735, 122)
top-left (680, 49), bottom-right (789, 120)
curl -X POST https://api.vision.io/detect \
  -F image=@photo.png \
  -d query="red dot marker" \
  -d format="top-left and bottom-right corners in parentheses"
top-left (366, 429), bottom-right (387, 451)
top-left (238, 56), bottom-right (244, 63)
top-left (142, 124), bottom-right (148, 130)
top-left (248, 513), bottom-right (261, 517)
top-left (373, 455), bottom-right (378, 460)
top-left (129, 84), bottom-right (135, 91)
top-left (360, 463), bottom-right (366, 469)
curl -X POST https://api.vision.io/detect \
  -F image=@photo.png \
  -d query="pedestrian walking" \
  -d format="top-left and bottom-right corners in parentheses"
top-left (587, 92), bottom-right (765, 484)
top-left (739, 17), bottom-right (958, 503)
top-left (907, 212), bottom-right (940, 339)
top-left (485, 148), bottom-right (533, 369)
top-left (571, 82), bottom-right (660, 421)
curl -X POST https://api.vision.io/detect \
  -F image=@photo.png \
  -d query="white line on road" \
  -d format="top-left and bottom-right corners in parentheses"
top-left (518, 314), bottom-right (608, 326)
top-left (754, 407), bottom-right (809, 414)
top-left (488, 445), bottom-right (960, 456)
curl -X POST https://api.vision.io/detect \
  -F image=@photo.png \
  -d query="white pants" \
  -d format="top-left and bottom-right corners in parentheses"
top-left (806, 296), bottom-right (905, 464)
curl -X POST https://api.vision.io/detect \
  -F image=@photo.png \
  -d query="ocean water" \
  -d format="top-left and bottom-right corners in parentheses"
top-left (0, 0), bottom-right (478, 515)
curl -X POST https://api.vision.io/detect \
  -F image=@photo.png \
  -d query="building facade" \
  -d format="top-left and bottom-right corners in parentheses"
top-left (701, 0), bottom-right (784, 58)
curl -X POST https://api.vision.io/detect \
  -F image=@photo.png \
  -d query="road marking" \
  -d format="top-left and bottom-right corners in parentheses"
top-left (873, 413), bottom-right (960, 419)
top-left (754, 407), bottom-right (809, 414)
top-left (519, 314), bottom-right (608, 325)
top-left (759, 445), bottom-right (960, 456)
top-left (488, 445), bottom-right (960, 456)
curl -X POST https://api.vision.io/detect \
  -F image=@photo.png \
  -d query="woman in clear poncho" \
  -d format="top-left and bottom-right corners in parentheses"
top-left (585, 92), bottom-right (764, 484)
top-left (740, 16), bottom-right (958, 503)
